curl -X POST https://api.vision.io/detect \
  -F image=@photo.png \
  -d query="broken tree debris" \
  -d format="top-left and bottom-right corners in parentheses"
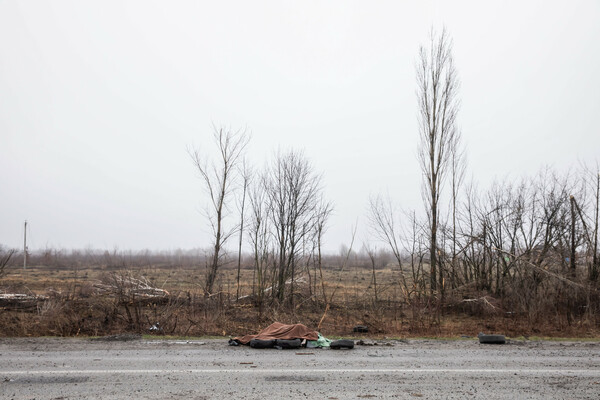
top-left (0, 293), bottom-right (48, 310)
top-left (93, 273), bottom-right (169, 304)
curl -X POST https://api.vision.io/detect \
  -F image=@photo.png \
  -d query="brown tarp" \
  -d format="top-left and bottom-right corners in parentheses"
top-left (234, 322), bottom-right (319, 345)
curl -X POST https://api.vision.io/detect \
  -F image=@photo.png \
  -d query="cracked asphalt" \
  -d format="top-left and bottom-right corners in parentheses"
top-left (1, 337), bottom-right (599, 399)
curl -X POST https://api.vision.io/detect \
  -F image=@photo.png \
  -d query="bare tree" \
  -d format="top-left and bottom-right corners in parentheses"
top-left (363, 243), bottom-right (379, 303)
top-left (449, 133), bottom-right (466, 282)
top-left (591, 167), bottom-right (600, 282)
top-left (416, 28), bottom-right (461, 295)
top-left (0, 245), bottom-right (16, 279)
top-left (581, 163), bottom-right (600, 282)
top-left (189, 126), bottom-right (250, 296)
top-left (314, 200), bottom-right (333, 304)
top-left (368, 194), bottom-right (409, 295)
top-left (235, 160), bottom-right (251, 300)
top-left (247, 173), bottom-right (273, 313)
top-left (265, 149), bottom-right (327, 305)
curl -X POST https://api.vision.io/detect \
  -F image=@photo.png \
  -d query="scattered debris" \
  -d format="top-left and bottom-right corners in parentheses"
top-left (356, 339), bottom-right (394, 347)
top-left (91, 333), bottom-right (142, 342)
top-left (356, 339), bottom-right (374, 346)
top-left (149, 322), bottom-right (163, 333)
top-left (93, 273), bottom-right (169, 304)
top-left (0, 293), bottom-right (48, 310)
top-left (330, 339), bottom-right (354, 350)
top-left (461, 296), bottom-right (500, 311)
top-left (478, 332), bottom-right (506, 344)
top-left (306, 333), bottom-right (332, 348)
top-left (353, 325), bottom-right (369, 333)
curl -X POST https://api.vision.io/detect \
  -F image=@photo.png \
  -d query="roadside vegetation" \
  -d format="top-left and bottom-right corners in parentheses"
top-left (0, 234), bottom-right (599, 339)
top-left (1, 28), bottom-right (599, 339)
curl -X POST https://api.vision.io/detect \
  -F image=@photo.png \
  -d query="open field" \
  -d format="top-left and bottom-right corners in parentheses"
top-left (2, 337), bottom-right (600, 399)
top-left (1, 258), bottom-right (599, 339)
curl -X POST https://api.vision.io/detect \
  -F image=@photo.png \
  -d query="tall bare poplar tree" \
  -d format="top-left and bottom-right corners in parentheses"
top-left (416, 28), bottom-right (461, 294)
top-left (190, 126), bottom-right (250, 296)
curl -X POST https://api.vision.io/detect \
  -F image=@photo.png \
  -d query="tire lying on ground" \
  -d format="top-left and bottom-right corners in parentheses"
top-left (250, 339), bottom-right (276, 349)
top-left (274, 338), bottom-right (302, 349)
top-left (330, 339), bottom-right (354, 349)
top-left (478, 333), bottom-right (506, 344)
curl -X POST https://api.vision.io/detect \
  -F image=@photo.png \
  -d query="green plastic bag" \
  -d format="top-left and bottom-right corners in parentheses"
top-left (307, 333), bottom-right (332, 348)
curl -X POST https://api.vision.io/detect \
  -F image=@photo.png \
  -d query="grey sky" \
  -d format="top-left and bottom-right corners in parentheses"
top-left (1, 1), bottom-right (599, 253)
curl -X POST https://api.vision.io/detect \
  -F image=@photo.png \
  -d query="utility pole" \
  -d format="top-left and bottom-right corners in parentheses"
top-left (23, 220), bottom-right (27, 270)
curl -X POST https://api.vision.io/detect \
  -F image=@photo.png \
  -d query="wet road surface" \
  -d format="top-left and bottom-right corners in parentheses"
top-left (1, 337), bottom-right (599, 399)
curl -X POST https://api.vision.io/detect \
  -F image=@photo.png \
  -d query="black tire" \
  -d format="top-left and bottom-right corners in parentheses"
top-left (478, 333), bottom-right (506, 344)
top-left (274, 338), bottom-right (302, 349)
top-left (330, 339), bottom-right (354, 349)
top-left (250, 339), bottom-right (276, 349)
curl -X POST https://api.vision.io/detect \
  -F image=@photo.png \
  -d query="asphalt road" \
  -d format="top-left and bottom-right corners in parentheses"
top-left (1, 337), bottom-right (599, 399)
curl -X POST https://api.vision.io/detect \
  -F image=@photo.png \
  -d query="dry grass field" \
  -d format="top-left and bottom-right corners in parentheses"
top-left (2, 254), bottom-right (599, 339)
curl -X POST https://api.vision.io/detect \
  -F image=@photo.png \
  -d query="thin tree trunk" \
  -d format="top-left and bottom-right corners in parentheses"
top-left (570, 195), bottom-right (577, 279)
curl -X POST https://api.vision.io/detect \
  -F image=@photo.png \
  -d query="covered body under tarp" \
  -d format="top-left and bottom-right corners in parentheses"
top-left (233, 322), bottom-right (319, 345)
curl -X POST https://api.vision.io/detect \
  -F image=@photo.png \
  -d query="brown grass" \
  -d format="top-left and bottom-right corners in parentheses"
top-left (1, 262), bottom-right (599, 338)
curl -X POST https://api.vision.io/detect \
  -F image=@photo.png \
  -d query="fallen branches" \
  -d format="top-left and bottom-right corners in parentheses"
top-left (460, 296), bottom-right (499, 311)
top-left (0, 293), bottom-right (48, 310)
top-left (94, 273), bottom-right (169, 304)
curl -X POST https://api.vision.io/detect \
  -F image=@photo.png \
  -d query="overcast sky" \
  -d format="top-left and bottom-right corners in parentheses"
top-left (1, 0), bottom-right (599, 254)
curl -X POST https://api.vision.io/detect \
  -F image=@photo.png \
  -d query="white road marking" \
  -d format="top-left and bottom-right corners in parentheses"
top-left (2, 369), bottom-right (600, 375)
